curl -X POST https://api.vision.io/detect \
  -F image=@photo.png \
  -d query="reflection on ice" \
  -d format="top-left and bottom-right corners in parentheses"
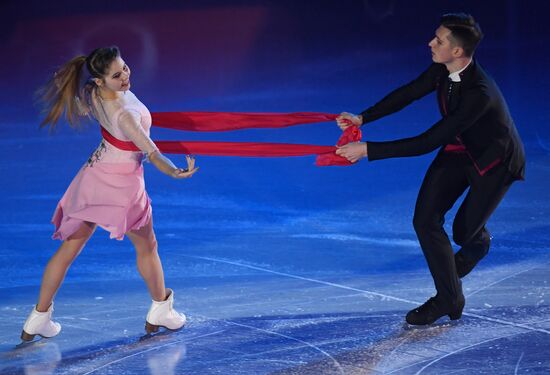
top-left (147, 343), bottom-right (186, 375)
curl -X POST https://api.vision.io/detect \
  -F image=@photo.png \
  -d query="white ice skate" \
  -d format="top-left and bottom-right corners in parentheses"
top-left (21, 303), bottom-right (61, 341)
top-left (145, 289), bottom-right (186, 334)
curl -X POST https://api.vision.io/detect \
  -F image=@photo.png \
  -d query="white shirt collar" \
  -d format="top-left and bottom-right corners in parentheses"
top-left (448, 59), bottom-right (472, 82)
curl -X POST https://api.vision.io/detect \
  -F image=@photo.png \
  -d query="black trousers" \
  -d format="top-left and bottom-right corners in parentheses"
top-left (412, 151), bottom-right (514, 305)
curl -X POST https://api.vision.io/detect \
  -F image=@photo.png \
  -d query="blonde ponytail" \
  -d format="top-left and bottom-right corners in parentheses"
top-left (37, 46), bottom-right (121, 130)
top-left (37, 55), bottom-right (89, 129)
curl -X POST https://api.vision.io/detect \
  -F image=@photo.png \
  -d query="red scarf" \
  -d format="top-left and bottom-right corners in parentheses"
top-left (101, 112), bottom-right (360, 166)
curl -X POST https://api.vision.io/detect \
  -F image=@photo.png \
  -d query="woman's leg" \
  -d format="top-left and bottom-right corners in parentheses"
top-left (126, 218), bottom-right (166, 302)
top-left (127, 218), bottom-right (186, 332)
top-left (36, 221), bottom-right (96, 312)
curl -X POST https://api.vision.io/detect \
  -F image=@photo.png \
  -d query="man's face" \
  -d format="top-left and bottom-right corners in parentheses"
top-left (428, 26), bottom-right (459, 64)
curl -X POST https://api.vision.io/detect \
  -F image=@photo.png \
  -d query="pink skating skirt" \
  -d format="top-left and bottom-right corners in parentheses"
top-left (52, 162), bottom-right (152, 241)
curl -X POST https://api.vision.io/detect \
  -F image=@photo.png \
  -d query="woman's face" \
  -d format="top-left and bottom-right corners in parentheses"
top-left (97, 56), bottom-right (131, 93)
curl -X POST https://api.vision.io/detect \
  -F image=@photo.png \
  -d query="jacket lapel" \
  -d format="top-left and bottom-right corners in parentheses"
top-left (437, 74), bottom-right (450, 116)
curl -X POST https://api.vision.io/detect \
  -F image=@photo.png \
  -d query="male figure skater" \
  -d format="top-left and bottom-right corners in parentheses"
top-left (336, 13), bottom-right (525, 325)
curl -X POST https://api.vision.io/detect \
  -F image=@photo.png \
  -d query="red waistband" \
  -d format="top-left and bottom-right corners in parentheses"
top-left (444, 143), bottom-right (466, 152)
top-left (101, 127), bottom-right (140, 152)
top-left (443, 140), bottom-right (501, 176)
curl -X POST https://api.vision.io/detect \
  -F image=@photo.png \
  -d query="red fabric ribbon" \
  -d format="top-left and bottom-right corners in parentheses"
top-left (102, 112), bottom-right (361, 166)
top-left (151, 111), bottom-right (339, 132)
top-left (317, 125), bottom-right (361, 166)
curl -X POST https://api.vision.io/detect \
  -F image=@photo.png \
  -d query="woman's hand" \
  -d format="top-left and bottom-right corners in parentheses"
top-left (171, 155), bottom-right (198, 179)
top-left (149, 151), bottom-right (199, 178)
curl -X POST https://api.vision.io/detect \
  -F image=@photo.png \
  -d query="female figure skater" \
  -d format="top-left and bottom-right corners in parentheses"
top-left (21, 46), bottom-right (197, 341)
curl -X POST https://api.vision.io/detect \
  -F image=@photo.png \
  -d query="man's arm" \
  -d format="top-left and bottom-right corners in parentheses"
top-left (359, 63), bottom-right (445, 125)
top-left (367, 85), bottom-right (490, 160)
top-left (337, 83), bottom-right (491, 163)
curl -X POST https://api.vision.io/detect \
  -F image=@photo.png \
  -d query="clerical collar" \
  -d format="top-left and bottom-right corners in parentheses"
top-left (448, 59), bottom-right (472, 82)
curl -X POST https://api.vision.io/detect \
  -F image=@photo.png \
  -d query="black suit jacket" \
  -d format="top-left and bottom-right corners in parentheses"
top-left (362, 61), bottom-right (525, 180)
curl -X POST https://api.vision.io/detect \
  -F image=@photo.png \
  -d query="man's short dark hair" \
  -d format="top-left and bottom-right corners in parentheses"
top-left (440, 13), bottom-right (484, 57)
